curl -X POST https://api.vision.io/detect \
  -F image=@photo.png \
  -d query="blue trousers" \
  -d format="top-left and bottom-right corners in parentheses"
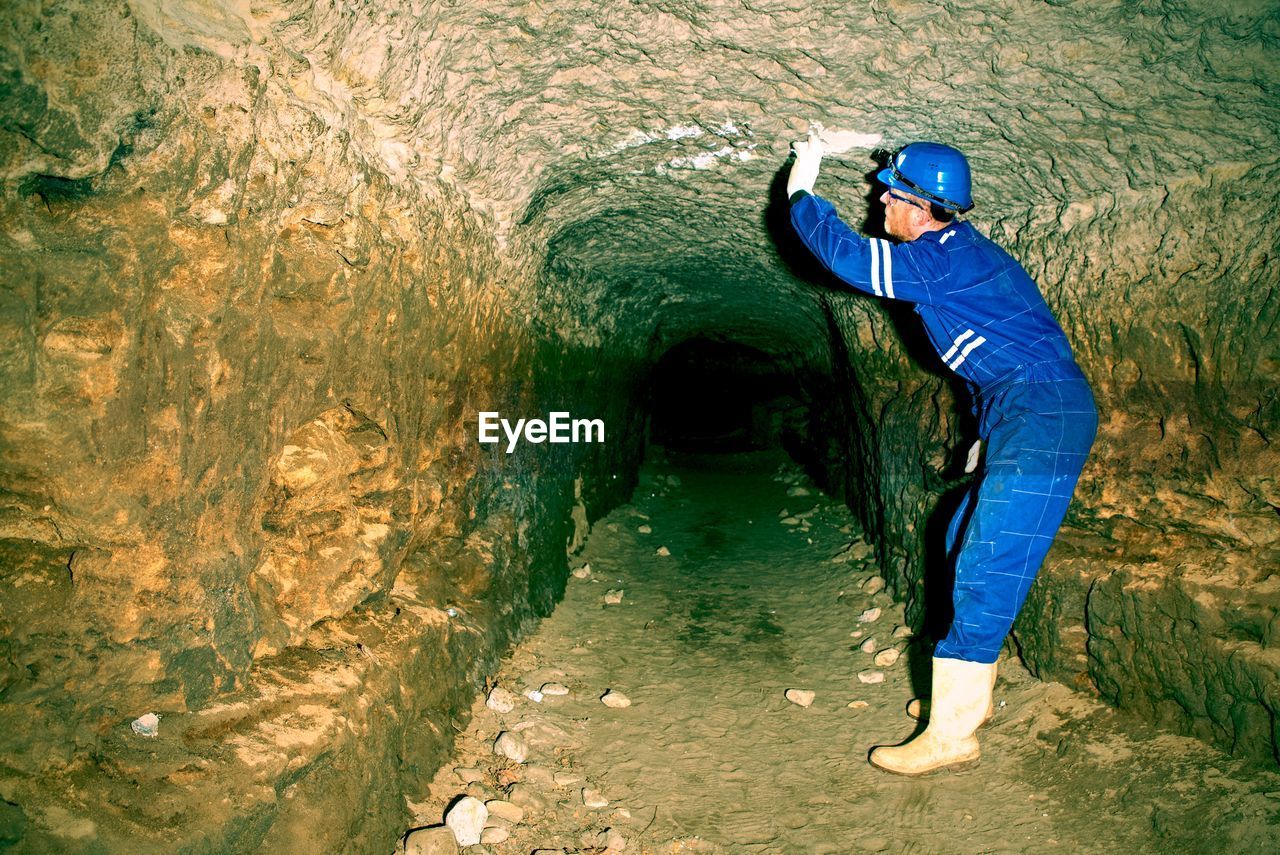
top-left (935, 362), bottom-right (1098, 664)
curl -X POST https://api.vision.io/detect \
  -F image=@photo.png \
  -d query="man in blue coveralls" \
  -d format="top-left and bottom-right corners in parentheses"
top-left (787, 133), bottom-right (1097, 775)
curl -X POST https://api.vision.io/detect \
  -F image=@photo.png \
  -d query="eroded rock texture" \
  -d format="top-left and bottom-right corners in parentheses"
top-left (1, 0), bottom-right (1277, 850)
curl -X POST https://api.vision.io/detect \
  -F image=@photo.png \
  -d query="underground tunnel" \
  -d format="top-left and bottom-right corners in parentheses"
top-left (1, 0), bottom-right (1279, 852)
top-left (647, 337), bottom-right (812, 452)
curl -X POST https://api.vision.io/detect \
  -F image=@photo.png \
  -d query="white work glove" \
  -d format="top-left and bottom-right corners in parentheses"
top-left (964, 440), bottom-right (982, 474)
top-left (787, 131), bottom-right (824, 198)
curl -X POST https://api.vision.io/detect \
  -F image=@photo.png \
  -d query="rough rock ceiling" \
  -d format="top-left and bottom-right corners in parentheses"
top-left (243, 0), bottom-right (1278, 218)
top-left (94, 0), bottom-right (1277, 361)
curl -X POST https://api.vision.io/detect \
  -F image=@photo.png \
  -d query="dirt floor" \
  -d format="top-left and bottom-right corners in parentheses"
top-left (401, 449), bottom-right (1280, 854)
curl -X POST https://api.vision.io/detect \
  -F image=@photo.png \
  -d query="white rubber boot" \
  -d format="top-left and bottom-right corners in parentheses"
top-left (870, 656), bottom-right (997, 776)
top-left (906, 673), bottom-right (996, 725)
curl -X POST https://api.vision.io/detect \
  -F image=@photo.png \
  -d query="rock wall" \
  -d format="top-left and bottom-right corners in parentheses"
top-left (1, 1), bottom-right (645, 849)
top-left (1, 0), bottom-right (1278, 849)
top-left (1006, 166), bottom-right (1280, 761)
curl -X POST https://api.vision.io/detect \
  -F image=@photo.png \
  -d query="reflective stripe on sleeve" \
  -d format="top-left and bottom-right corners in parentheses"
top-left (948, 335), bottom-right (987, 370)
top-left (878, 239), bottom-right (895, 299)
top-left (941, 329), bottom-right (975, 363)
top-left (870, 238), bottom-right (883, 296)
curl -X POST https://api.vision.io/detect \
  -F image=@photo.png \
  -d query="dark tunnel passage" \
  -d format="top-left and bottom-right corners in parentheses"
top-left (647, 336), bottom-right (805, 453)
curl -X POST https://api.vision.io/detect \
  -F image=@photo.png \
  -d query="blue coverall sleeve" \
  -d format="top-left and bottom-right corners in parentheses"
top-left (790, 191), bottom-right (947, 305)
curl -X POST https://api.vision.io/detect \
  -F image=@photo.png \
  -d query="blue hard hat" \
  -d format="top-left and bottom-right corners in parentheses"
top-left (876, 142), bottom-right (974, 212)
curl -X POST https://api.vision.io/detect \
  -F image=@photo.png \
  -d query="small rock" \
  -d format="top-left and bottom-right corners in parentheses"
top-left (486, 687), bottom-right (517, 713)
top-left (444, 796), bottom-right (487, 846)
top-left (604, 589), bottom-right (624, 605)
top-left (857, 607), bottom-right (882, 623)
top-left (553, 770), bottom-right (582, 786)
top-left (893, 624), bottom-right (913, 639)
top-left (858, 670), bottom-right (886, 684)
top-left (778, 508), bottom-right (790, 517)
top-left (582, 788), bottom-right (609, 808)
top-left (506, 784), bottom-right (550, 811)
top-left (859, 637), bottom-right (879, 654)
top-left (656, 546), bottom-right (671, 556)
top-left (511, 718), bottom-right (563, 743)
top-left (847, 700), bottom-right (870, 710)
top-left (785, 688), bottom-right (816, 707)
top-left (524, 765), bottom-right (557, 786)
top-left (601, 689), bottom-right (631, 708)
top-left (484, 799), bottom-right (524, 824)
top-left (862, 576), bottom-right (886, 595)
top-left (493, 731), bottom-right (528, 763)
top-left (404, 825), bottom-right (460, 855)
top-left (130, 712), bottom-right (160, 738)
top-left (786, 485), bottom-right (811, 497)
top-left (832, 540), bottom-right (873, 563)
top-left (780, 516), bottom-right (801, 525)
top-left (850, 629), bottom-right (864, 638)
top-left (464, 780), bottom-right (494, 801)
top-left (540, 682), bottom-right (570, 696)
top-left (585, 827), bottom-right (628, 852)
top-left (480, 826), bottom-right (510, 844)
top-left (637, 524), bottom-right (652, 534)
top-left (874, 648), bottom-right (901, 667)
top-left (525, 689), bottom-right (544, 703)
top-left (572, 564), bottom-right (592, 579)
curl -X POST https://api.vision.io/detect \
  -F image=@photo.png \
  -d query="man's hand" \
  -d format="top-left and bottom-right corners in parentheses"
top-left (964, 440), bottom-right (982, 474)
top-left (787, 131), bottom-right (824, 198)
